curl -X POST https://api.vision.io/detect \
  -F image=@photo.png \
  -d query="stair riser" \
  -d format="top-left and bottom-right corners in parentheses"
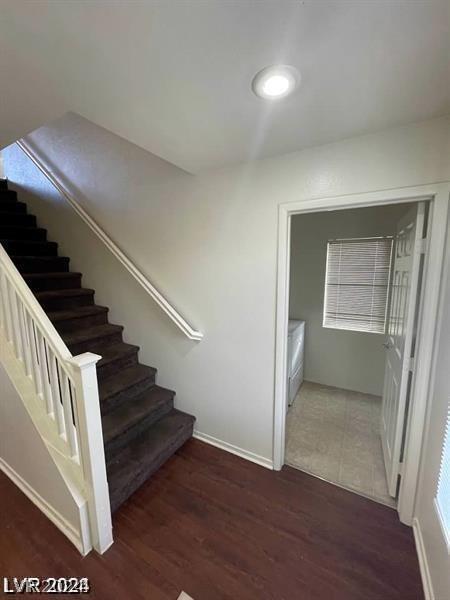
top-left (38, 293), bottom-right (94, 310)
top-left (97, 351), bottom-right (139, 381)
top-left (67, 331), bottom-right (123, 356)
top-left (0, 190), bottom-right (18, 201)
top-left (0, 214), bottom-right (36, 227)
top-left (108, 418), bottom-right (194, 513)
top-left (1, 240), bottom-right (58, 256)
top-left (0, 227), bottom-right (47, 241)
top-left (105, 399), bottom-right (174, 462)
top-left (101, 375), bottom-right (156, 415)
top-left (0, 201), bottom-right (26, 213)
top-left (12, 256), bottom-right (69, 273)
top-left (52, 312), bottom-right (109, 334)
top-left (25, 274), bottom-right (82, 291)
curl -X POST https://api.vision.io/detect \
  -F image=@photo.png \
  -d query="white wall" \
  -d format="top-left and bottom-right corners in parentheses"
top-left (3, 113), bottom-right (450, 468)
top-left (289, 205), bottom-right (411, 395)
top-left (414, 220), bottom-right (450, 600)
top-left (0, 361), bottom-right (82, 547)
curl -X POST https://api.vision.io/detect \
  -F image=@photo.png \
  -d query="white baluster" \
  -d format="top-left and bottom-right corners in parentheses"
top-left (37, 332), bottom-right (55, 417)
top-left (68, 353), bottom-right (112, 554)
top-left (18, 304), bottom-right (33, 377)
top-left (27, 314), bottom-right (44, 399)
top-left (0, 270), bottom-right (13, 342)
top-left (49, 351), bottom-right (66, 436)
top-left (0, 270), bottom-right (3, 330)
top-left (0, 269), bottom-right (5, 333)
top-left (8, 284), bottom-right (24, 360)
top-left (12, 292), bottom-right (27, 367)
top-left (59, 365), bottom-right (79, 458)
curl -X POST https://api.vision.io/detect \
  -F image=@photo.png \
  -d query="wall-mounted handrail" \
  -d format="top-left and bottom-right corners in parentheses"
top-left (16, 139), bottom-right (204, 342)
top-left (0, 243), bottom-right (112, 553)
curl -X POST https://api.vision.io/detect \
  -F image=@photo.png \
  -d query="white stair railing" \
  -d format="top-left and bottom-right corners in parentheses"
top-left (0, 243), bottom-right (112, 554)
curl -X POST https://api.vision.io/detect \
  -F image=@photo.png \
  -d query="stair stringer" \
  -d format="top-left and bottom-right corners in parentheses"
top-left (0, 328), bottom-right (93, 555)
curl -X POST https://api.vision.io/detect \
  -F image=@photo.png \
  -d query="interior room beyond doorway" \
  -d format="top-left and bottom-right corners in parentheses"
top-left (285, 202), bottom-right (419, 507)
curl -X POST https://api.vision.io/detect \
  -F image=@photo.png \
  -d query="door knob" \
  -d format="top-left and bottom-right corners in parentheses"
top-left (383, 342), bottom-right (392, 349)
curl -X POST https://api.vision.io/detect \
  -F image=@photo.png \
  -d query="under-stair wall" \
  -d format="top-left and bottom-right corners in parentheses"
top-left (0, 361), bottom-right (87, 552)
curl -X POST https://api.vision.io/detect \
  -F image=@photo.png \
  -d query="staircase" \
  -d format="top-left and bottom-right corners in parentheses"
top-left (0, 179), bottom-right (195, 513)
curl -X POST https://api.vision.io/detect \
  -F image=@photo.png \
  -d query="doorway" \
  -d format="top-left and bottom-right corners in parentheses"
top-left (273, 183), bottom-right (450, 525)
top-left (285, 202), bottom-right (421, 507)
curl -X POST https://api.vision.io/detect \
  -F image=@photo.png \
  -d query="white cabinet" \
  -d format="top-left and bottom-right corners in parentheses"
top-left (287, 320), bottom-right (305, 410)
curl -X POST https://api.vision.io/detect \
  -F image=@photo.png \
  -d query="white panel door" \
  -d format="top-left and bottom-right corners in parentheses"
top-left (381, 202), bottom-right (425, 497)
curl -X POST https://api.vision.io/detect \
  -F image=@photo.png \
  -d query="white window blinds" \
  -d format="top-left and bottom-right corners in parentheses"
top-left (323, 237), bottom-right (393, 334)
top-left (435, 399), bottom-right (450, 551)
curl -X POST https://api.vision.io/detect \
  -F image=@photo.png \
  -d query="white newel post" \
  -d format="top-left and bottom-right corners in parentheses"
top-left (68, 352), bottom-right (113, 554)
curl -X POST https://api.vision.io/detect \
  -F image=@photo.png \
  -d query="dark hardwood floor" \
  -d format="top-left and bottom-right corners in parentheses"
top-left (0, 440), bottom-right (423, 600)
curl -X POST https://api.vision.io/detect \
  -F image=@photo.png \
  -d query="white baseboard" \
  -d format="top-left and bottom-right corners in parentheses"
top-left (413, 517), bottom-right (435, 600)
top-left (193, 430), bottom-right (273, 470)
top-left (0, 457), bottom-right (84, 554)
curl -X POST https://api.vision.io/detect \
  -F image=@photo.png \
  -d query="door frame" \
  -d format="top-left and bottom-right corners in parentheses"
top-left (273, 182), bottom-right (450, 525)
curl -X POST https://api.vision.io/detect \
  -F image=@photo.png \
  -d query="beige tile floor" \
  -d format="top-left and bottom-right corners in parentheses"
top-left (286, 381), bottom-right (396, 507)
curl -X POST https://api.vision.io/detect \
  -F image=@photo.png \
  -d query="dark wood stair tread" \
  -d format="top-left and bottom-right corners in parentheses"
top-left (12, 254), bottom-right (68, 260)
top-left (35, 287), bottom-right (94, 300)
top-left (62, 323), bottom-right (123, 347)
top-left (0, 213), bottom-right (36, 226)
top-left (95, 342), bottom-right (140, 381)
top-left (24, 271), bottom-right (82, 281)
top-left (99, 364), bottom-right (157, 402)
top-left (0, 188), bottom-right (17, 199)
top-left (24, 271), bottom-right (83, 291)
top-left (48, 305), bottom-right (108, 323)
top-left (96, 342), bottom-right (139, 367)
top-left (1, 240), bottom-right (58, 256)
top-left (0, 226), bottom-right (47, 241)
top-left (12, 255), bottom-right (69, 272)
top-left (0, 212), bottom-right (36, 222)
top-left (98, 363), bottom-right (157, 415)
top-left (107, 409), bottom-right (195, 512)
top-left (0, 200), bottom-right (26, 212)
top-left (103, 385), bottom-right (174, 451)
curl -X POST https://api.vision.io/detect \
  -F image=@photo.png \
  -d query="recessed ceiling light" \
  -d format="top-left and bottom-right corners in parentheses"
top-left (252, 65), bottom-right (300, 100)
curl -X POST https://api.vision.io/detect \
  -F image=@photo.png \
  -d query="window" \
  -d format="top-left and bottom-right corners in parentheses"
top-left (323, 237), bottom-right (393, 334)
top-left (435, 399), bottom-right (450, 552)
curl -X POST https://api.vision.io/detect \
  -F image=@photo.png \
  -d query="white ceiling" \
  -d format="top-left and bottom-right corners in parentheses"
top-left (1, 0), bottom-right (449, 173)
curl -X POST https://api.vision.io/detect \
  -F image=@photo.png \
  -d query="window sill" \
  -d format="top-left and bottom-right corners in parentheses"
top-left (321, 324), bottom-right (385, 335)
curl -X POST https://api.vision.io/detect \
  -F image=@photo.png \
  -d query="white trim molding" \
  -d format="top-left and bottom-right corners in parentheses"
top-left (16, 139), bottom-right (203, 342)
top-left (193, 431), bottom-right (273, 470)
top-left (413, 518), bottom-right (435, 600)
top-left (273, 182), bottom-right (450, 528)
